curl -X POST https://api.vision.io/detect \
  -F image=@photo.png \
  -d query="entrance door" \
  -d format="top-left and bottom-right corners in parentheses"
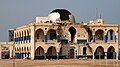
top-left (69, 49), bottom-right (74, 59)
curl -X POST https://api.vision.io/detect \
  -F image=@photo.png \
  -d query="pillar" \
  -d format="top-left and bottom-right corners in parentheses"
top-left (18, 37), bottom-right (20, 44)
top-left (116, 43), bottom-right (119, 60)
top-left (10, 45), bottom-right (15, 59)
top-left (44, 52), bottom-right (46, 60)
top-left (104, 35), bottom-right (107, 43)
top-left (26, 36), bottom-right (28, 43)
top-left (27, 52), bottom-right (30, 59)
top-left (30, 25), bottom-right (35, 60)
top-left (18, 53), bottom-right (20, 59)
top-left (44, 35), bottom-right (47, 42)
top-left (29, 36), bottom-right (31, 43)
top-left (57, 35), bottom-right (60, 42)
top-left (104, 52), bottom-right (107, 59)
top-left (92, 35), bottom-right (95, 42)
top-left (19, 53), bottom-right (21, 59)
top-left (57, 52), bottom-right (59, 60)
top-left (108, 32), bottom-right (110, 40)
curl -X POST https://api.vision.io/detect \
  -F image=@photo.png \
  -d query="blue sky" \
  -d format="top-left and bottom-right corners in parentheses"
top-left (0, 0), bottom-right (120, 42)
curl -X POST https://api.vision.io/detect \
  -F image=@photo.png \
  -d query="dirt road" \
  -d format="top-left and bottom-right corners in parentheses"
top-left (0, 59), bottom-right (119, 67)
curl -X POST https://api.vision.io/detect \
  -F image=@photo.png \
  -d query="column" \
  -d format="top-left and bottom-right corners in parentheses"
top-left (104, 35), bottom-right (107, 43)
top-left (29, 36), bottom-right (31, 43)
top-left (44, 35), bottom-right (47, 42)
top-left (24, 52), bottom-right (26, 59)
top-left (92, 31), bottom-right (95, 42)
top-left (24, 36), bottom-right (26, 43)
top-left (19, 53), bottom-right (21, 59)
top-left (108, 32), bottom-right (110, 40)
top-left (27, 36), bottom-right (30, 43)
top-left (17, 37), bottom-right (19, 44)
top-left (28, 52), bottom-right (31, 59)
top-left (21, 53), bottom-right (23, 59)
top-left (44, 52), bottom-right (46, 60)
top-left (57, 35), bottom-right (60, 42)
top-left (18, 37), bottom-right (19, 44)
top-left (30, 25), bottom-right (35, 60)
top-left (19, 36), bottom-right (22, 44)
top-left (57, 52), bottom-right (59, 60)
top-left (92, 35), bottom-right (95, 42)
top-left (18, 52), bottom-right (20, 59)
top-left (104, 52), bottom-right (107, 59)
top-left (25, 36), bottom-right (27, 43)
top-left (22, 37), bottom-right (24, 44)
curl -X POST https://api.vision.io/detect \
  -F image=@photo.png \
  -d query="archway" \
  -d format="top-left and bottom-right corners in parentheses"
top-left (35, 29), bottom-right (44, 42)
top-left (95, 30), bottom-right (104, 40)
top-left (46, 46), bottom-right (57, 59)
top-left (35, 46), bottom-right (44, 59)
top-left (107, 46), bottom-right (115, 59)
top-left (69, 27), bottom-right (76, 42)
top-left (69, 49), bottom-right (74, 59)
top-left (59, 47), bottom-right (63, 59)
top-left (94, 46), bottom-right (104, 59)
top-left (47, 29), bottom-right (57, 40)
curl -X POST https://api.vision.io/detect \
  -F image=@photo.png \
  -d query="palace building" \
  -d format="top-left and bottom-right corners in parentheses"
top-left (0, 9), bottom-right (119, 60)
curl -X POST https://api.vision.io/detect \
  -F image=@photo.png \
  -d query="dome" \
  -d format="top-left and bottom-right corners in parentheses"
top-left (49, 9), bottom-right (75, 23)
top-left (48, 12), bottom-right (60, 22)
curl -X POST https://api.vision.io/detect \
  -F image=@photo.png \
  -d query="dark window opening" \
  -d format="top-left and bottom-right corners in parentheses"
top-left (87, 28), bottom-right (92, 42)
top-left (50, 32), bottom-right (56, 40)
top-left (37, 33), bottom-right (39, 39)
top-left (83, 47), bottom-right (87, 55)
top-left (110, 30), bottom-right (113, 40)
top-left (69, 27), bottom-right (76, 42)
top-left (47, 29), bottom-right (57, 40)
top-left (95, 30), bottom-right (104, 40)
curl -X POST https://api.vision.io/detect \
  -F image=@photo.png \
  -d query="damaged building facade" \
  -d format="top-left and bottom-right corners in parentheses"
top-left (1, 9), bottom-right (119, 60)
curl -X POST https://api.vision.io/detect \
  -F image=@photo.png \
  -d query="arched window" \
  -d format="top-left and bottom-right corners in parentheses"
top-left (47, 29), bottom-right (56, 40)
top-left (95, 30), bottom-right (104, 40)
top-left (107, 46), bottom-right (115, 59)
top-left (107, 30), bottom-right (115, 41)
top-left (35, 29), bottom-right (44, 42)
top-left (94, 46), bottom-right (104, 59)
top-left (68, 27), bottom-right (76, 42)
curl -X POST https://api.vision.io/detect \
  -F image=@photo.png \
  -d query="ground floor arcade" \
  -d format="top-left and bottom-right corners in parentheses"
top-left (13, 43), bottom-right (118, 60)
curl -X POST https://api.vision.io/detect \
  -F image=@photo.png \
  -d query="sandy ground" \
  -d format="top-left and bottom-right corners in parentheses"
top-left (0, 59), bottom-right (120, 67)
